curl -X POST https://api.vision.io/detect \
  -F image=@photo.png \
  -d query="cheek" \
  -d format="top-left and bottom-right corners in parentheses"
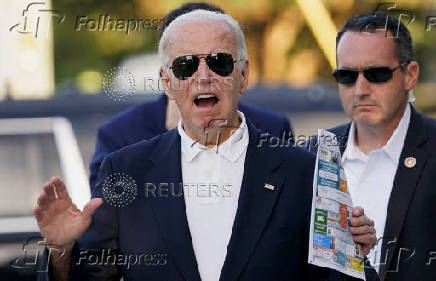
top-left (171, 82), bottom-right (190, 102)
top-left (226, 71), bottom-right (243, 90)
top-left (338, 89), bottom-right (353, 110)
top-left (376, 84), bottom-right (404, 110)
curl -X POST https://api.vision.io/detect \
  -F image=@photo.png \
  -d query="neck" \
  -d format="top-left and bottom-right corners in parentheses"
top-left (354, 104), bottom-right (407, 154)
top-left (184, 112), bottom-right (242, 147)
top-left (355, 126), bottom-right (392, 154)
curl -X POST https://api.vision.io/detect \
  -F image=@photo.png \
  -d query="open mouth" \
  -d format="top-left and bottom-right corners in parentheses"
top-left (194, 94), bottom-right (219, 108)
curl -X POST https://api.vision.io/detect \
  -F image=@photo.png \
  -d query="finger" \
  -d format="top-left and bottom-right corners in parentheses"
top-left (350, 214), bottom-right (373, 227)
top-left (350, 225), bottom-right (376, 235)
top-left (51, 177), bottom-right (70, 200)
top-left (42, 182), bottom-right (57, 202)
top-left (352, 233), bottom-right (377, 246)
top-left (361, 245), bottom-right (372, 257)
top-left (37, 193), bottom-right (50, 209)
top-left (33, 206), bottom-right (44, 221)
top-left (352, 206), bottom-right (364, 217)
top-left (82, 198), bottom-right (103, 218)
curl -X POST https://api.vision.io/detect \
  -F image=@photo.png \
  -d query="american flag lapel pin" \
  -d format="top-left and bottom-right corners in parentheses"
top-left (264, 183), bottom-right (275, 191)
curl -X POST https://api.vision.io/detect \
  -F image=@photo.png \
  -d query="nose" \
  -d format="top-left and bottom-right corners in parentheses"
top-left (196, 58), bottom-right (212, 79)
top-left (192, 57), bottom-right (214, 90)
top-left (354, 72), bottom-right (370, 98)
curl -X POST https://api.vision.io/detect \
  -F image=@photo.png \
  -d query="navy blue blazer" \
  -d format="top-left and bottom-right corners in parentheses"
top-left (319, 106), bottom-right (436, 281)
top-left (89, 94), bottom-right (293, 192)
top-left (49, 120), bottom-right (344, 281)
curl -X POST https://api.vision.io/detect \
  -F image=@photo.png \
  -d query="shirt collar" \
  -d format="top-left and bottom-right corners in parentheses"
top-left (382, 103), bottom-right (411, 164)
top-left (342, 121), bottom-right (366, 162)
top-left (177, 110), bottom-right (249, 163)
top-left (343, 103), bottom-right (411, 165)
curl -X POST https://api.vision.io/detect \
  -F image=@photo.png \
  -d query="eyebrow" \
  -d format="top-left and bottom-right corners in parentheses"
top-left (338, 64), bottom-right (388, 70)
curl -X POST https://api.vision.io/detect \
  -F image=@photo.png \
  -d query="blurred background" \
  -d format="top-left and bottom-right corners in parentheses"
top-left (1, 0), bottom-right (436, 280)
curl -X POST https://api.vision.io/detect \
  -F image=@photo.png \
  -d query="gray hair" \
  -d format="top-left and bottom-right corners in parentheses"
top-left (158, 9), bottom-right (247, 71)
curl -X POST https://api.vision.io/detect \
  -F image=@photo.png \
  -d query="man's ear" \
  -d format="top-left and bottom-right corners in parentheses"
top-left (160, 67), bottom-right (175, 100)
top-left (405, 61), bottom-right (419, 91)
top-left (239, 60), bottom-right (249, 95)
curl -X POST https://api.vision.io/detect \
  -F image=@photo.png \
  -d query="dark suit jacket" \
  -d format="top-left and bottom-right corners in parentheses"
top-left (89, 94), bottom-right (293, 192)
top-left (39, 120), bottom-right (345, 281)
top-left (315, 106), bottom-right (436, 281)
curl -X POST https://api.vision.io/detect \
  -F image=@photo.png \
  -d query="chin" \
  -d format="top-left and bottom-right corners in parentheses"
top-left (192, 118), bottom-right (218, 134)
top-left (355, 115), bottom-right (383, 127)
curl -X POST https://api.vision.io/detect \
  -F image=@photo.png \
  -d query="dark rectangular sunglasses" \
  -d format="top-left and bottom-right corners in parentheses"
top-left (332, 61), bottom-right (410, 85)
top-left (169, 53), bottom-right (240, 80)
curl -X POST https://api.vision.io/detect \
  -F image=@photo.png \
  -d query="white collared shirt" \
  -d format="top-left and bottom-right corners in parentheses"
top-left (342, 104), bottom-right (411, 272)
top-left (177, 111), bottom-right (249, 281)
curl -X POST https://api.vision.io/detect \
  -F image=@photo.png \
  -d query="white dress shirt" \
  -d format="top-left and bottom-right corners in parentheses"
top-left (342, 104), bottom-right (411, 272)
top-left (177, 111), bottom-right (249, 281)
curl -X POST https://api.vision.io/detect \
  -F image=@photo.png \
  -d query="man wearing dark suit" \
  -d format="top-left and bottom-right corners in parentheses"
top-left (34, 9), bottom-right (376, 281)
top-left (91, 94), bottom-right (292, 192)
top-left (90, 2), bottom-right (292, 192)
top-left (314, 12), bottom-right (436, 281)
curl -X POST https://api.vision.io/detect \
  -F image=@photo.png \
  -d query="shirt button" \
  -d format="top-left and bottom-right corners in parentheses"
top-left (207, 149), bottom-right (214, 156)
top-left (205, 171), bottom-right (213, 178)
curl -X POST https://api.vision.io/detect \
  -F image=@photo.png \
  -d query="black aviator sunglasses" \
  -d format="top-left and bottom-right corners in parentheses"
top-left (169, 53), bottom-right (241, 80)
top-left (332, 61), bottom-right (411, 85)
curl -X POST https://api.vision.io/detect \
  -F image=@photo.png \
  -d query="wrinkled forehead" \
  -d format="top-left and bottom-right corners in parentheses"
top-left (167, 20), bottom-right (238, 60)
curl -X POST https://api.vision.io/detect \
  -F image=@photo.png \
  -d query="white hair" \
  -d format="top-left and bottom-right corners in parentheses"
top-left (158, 9), bottom-right (247, 71)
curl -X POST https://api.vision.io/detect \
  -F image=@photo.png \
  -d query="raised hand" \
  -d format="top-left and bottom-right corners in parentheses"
top-left (33, 177), bottom-right (103, 252)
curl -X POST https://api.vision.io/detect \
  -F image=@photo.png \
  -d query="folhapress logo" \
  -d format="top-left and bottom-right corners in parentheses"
top-left (10, 2), bottom-right (65, 38)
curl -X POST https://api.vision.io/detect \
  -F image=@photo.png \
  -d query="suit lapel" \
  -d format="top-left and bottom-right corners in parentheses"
top-left (153, 94), bottom-right (168, 134)
top-left (328, 123), bottom-right (350, 156)
top-left (309, 123), bottom-right (350, 155)
top-left (145, 130), bottom-right (201, 281)
top-left (219, 122), bottom-right (284, 281)
top-left (379, 107), bottom-right (429, 281)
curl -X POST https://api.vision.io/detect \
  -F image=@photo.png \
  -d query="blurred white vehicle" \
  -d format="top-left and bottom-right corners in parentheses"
top-left (0, 117), bottom-right (89, 280)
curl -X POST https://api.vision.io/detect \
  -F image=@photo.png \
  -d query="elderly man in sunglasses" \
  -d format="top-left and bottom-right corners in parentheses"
top-left (313, 12), bottom-right (436, 281)
top-left (35, 10), bottom-right (378, 281)
top-left (88, 2), bottom-right (294, 196)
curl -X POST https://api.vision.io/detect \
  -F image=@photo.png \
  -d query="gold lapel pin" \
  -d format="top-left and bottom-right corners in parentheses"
top-left (264, 183), bottom-right (275, 191)
top-left (404, 157), bottom-right (416, 168)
